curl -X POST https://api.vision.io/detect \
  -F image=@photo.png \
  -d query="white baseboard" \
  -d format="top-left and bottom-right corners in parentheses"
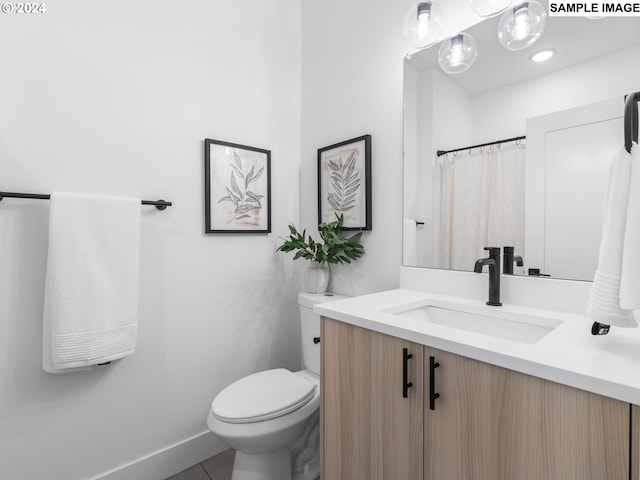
top-left (90, 431), bottom-right (227, 480)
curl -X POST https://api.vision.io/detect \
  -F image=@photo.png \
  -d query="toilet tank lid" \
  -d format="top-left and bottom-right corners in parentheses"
top-left (298, 292), bottom-right (348, 309)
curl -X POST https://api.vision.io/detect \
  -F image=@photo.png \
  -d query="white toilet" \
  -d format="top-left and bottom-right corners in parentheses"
top-left (207, 292), bottom-right (345, 480)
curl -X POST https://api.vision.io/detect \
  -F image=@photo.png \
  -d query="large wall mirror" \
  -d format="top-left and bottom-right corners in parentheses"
top-left (403, 10), bottom-right (640, 281)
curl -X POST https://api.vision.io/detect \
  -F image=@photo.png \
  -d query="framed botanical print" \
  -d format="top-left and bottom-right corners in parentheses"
top-left (318, 134), bottom-right (371, 231)
top-left (204, 138), bottom-right (271, 233)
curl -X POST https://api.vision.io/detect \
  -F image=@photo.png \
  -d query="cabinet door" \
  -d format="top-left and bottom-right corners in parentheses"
top-left (321, 318), bottom-right (424, 480)
top-left (425, 347), bottom-right (629, 480)
top-left (632, 404), bottom-right (640, 480)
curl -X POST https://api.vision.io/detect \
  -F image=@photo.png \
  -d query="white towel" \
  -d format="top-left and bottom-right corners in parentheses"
top-left (403, 218), bottom-right (418, 265)
top-left (587, 146), bottom-right (637, 328)
top-left (620, 143), bottom-right (640, 309)
top-left (43, 192), bottom-right (141, 373)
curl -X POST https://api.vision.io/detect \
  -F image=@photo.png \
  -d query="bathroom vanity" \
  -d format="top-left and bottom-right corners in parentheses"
top-left (359, 10), bottom-right (640, 480)
top-left (316, 273), bottom-right (640, 480)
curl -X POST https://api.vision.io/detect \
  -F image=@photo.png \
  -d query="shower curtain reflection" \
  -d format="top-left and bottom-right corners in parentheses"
top-left (438, 143), bottom-right (526, 271)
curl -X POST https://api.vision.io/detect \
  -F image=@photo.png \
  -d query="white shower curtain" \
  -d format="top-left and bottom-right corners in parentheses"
top-left (438, 143), bottom-right (526, 271)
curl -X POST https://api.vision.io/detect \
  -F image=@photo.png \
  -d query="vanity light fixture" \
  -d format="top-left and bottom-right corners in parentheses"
top-left (497, 1), bottom-right (547, 51)
top-left (438, 32), bottom-right (477, 74)
top-left (402, 0), bottom-right (444, 49)
top-left (531, 49), bottom-right (554, 62)
top-left (468, 0), bottom-right (514, 17)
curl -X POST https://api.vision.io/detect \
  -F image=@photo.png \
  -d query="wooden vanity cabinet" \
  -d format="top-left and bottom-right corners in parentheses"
top-left (321, 318), bottom-right (424, 480)
top-left (633, 405), bottom-right (640, 480)
top-left (425, 347), bottom-right (630, 480)
top-left (321, 317), bottom-right (635, 480)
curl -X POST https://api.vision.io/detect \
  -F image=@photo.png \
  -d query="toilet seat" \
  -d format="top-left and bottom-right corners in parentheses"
top-left (211, 368), bottom-right (316, 424)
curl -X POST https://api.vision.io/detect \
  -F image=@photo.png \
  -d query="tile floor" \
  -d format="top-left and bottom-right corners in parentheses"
top-left (164, 449), bottom-right (235, 480)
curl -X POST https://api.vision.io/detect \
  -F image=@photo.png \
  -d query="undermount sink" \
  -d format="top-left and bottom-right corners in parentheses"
top-left (395, 303), bottom-right (563, 344)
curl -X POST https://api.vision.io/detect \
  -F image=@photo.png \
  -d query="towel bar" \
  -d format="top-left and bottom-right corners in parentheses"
top-left (624, 91), bottom-right (640, 153)
top-left (0, 191), bottom-right (172, 210)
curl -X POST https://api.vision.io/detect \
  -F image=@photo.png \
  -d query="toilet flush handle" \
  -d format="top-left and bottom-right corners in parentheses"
top-left (313, 337), bottom-right (321, 344)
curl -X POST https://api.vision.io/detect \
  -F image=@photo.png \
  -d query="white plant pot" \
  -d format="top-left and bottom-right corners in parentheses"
top-left (306, 261), bottom-right (330, 294)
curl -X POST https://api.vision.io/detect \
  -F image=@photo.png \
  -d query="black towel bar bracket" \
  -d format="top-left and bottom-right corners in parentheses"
top-left (624, 91), bottom-right (640, 153)
top-left (0, 191), bottom-right (172, 211)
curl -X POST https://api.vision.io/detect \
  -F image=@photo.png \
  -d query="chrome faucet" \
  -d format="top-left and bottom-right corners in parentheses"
top-left (474, 247), bottom-right (502, 306)
top-left (503, 246), bottom-right (524, 275)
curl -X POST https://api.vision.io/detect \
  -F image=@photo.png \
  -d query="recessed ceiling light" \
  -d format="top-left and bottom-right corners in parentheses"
top-left (531, 49), bottom-right (555, 62)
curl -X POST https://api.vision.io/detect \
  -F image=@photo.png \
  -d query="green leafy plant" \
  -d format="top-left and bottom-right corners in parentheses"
top-left (276, 214), bottom-right (365, 265)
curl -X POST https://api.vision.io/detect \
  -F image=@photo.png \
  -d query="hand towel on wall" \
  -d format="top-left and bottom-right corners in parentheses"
top-left (587, 146), bottom-right (637, 328)
top-left (620, 143), bottom-right (640, 311)
top-left (43, 192), bottom-right (141, 373)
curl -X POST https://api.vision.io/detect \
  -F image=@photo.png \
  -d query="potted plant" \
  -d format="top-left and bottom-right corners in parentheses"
top-left (276, 214), bottom-right (365, 293)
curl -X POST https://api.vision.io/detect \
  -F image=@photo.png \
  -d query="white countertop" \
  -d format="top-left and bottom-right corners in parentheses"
top-left (314, 288), bottom-right (640, 405)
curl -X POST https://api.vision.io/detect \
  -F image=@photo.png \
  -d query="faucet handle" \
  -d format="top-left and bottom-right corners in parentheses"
top-left (484, 246), bottom-right (500, 257)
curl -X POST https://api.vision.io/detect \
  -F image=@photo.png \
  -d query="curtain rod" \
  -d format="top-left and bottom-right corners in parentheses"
top-left (436, 135), bottom-right (526, 157)
top-left (0, 191), bottom-right (172, 210)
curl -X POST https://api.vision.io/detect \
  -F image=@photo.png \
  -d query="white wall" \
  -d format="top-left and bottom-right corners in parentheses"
top-left (300, 0), bottom-right (404, 295)
top-left (300, 0), bottom-right (479, 296)
top-left (403, 62), bottom-right (420, 226)
top-left (0, 1), bottom-right (301, 479)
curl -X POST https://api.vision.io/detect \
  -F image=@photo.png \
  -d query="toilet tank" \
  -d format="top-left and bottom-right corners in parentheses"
top-left (298, 292), bottom-right (347, 375)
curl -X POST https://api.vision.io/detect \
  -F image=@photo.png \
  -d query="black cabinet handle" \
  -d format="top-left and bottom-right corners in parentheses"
top-left (313, 337), bottom-right (321, 344)
top-left (429, 355), bottom-right (440, 410)
top-left (402, 348), bottom-right (413, 398)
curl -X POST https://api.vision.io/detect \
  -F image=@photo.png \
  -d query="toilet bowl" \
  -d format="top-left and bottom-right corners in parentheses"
top-left (206, 292), bottom-right (345, 480)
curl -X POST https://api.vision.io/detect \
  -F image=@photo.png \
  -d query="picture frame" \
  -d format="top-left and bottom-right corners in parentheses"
top-left (204, 138), bottom-right (271, 233)
top-left (317, 134), bottom-right (371, 231)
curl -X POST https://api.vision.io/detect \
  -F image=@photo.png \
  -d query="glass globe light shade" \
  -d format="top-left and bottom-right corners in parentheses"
top-left (468, 0), bottom-right (514, 17)
top-left (438, 33), bottom-right (477, 74)
top-left (497, 1), bottom-right (547, 51)
top-left (402, 1), bottom-right (444, 49)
